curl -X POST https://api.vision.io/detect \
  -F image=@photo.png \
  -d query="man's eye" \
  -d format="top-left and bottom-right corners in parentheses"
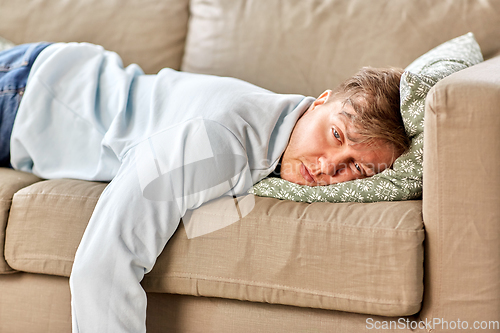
top-left (332, 128), bottom-right (341, 140)
top-left (354, 163), bottom-right (362, 173)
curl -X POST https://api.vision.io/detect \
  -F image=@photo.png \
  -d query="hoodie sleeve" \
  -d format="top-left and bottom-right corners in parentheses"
top-left (71, 116), bottom-right (253, 332)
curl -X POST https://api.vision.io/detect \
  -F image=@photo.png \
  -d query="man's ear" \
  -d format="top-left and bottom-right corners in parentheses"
top-left (311, 90), bottom-right (332, 109)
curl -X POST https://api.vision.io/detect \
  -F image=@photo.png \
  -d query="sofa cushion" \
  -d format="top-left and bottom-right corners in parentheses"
top-left (182, 0), bottom-right (500, 97)
top-left (5, 179), bottom-right (107, 276)
top-left (5, 178), bottom-right (424, 317)
top-left (0, 168), bottom-right (41, 274)
top-left (0, 0), bottom-right (190, 74)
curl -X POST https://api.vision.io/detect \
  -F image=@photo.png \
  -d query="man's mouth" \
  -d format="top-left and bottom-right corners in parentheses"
top-left (300, 163), bottom-right (315, 183)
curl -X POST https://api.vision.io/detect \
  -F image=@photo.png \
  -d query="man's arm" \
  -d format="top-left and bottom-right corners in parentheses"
top-left (69, 118), bottom-right (250, 333)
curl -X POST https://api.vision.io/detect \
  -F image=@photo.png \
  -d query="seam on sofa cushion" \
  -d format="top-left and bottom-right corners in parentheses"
top-left (236, 215), bottom-right (424, 235)
top-left (13, 193), bottom-right (101, 200)
top-left (147, 271), bottom-right (420, 305)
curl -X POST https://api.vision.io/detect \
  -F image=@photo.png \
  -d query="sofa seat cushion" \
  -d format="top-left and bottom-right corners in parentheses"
top-left (5, 178), bottom-right (424, 317)
top-left (5, 179), bottom-right (107, 276)
top-left (0, 168), bottom-right (41, 274)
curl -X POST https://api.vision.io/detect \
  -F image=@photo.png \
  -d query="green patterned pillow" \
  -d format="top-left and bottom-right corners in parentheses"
top-left (250, 32), bottom-right (483, 203)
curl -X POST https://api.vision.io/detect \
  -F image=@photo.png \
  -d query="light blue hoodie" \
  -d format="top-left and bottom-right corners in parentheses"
top-left (10, 42), bottom-right (316, 332)
top-left (11, 42), bottom-right (313, 184)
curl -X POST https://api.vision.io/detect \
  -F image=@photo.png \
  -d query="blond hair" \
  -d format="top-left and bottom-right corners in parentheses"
top-left (330, 67), bottom-right (409, 155)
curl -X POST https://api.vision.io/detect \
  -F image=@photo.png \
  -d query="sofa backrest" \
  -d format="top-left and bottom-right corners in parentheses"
top-left (182, 0), bottom-right (500, 96)
top-left (1, 0), bottom-right (500, 95)
top-left (0, 0), bottom-right (190, 74)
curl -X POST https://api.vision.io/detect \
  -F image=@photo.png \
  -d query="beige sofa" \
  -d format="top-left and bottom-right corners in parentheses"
top-left (1, 0), bottom-right (499, 332)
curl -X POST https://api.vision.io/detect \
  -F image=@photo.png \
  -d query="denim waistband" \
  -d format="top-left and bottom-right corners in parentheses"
top-left (0, 42), bottom-right (52, 167)
top-left (0, 42), bottom-right (52, 92)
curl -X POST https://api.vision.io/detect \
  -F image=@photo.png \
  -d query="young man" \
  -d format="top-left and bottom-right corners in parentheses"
top-left (1, 42), bottom-right (408, 332)
top-left (279, 67), bottom-right (409, 186)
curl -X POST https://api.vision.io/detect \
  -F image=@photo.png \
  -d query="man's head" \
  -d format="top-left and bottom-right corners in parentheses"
top-left (281, 67), bottom-right (409, 186)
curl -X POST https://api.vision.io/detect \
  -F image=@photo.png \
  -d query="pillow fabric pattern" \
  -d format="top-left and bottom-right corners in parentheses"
top-left (249, 32), bottom-right (483, 203)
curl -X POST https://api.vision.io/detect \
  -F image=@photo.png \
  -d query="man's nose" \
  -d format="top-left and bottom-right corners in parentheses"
top-left (319, 153), bottom-right (348, 176)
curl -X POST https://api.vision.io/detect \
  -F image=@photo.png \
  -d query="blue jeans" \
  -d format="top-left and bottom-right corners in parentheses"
top-left (0, 42), bottom-right (51, 167)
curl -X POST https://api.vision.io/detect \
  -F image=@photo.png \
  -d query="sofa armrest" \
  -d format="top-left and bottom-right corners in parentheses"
top-left (421, 56), bottom-right (500, 329)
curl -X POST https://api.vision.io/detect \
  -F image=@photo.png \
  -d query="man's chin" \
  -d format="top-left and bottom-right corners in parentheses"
top-left (281, 174), bottom-right (343, 187)
top-left (280, 173), bottom-right (315, 187)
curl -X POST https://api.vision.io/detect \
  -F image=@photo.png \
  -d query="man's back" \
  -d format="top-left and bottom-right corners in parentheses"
top-left (11, 42), bottom-right (313, 182)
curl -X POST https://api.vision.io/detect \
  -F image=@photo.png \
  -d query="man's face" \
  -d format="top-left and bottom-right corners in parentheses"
top-left (280, 90), bottom-right (398, 186)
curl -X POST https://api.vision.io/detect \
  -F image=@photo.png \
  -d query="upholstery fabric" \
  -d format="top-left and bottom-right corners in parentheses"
top-left (0, 273), bottom-right (419, 333)
top-left (182, 0), bottom-right (500, 97)
top-left (0, 0), bottom-right (190, 74)
top-left (0, 273), bottom-right (72, 332)
top-left (5, 179), bottom-right (106, 275)
top-left (422, 55), bottom-right (500, 328)
top-left (5, 177), bottom-right (424, 316)
top-left (0, 168), bottom-right (40, 273)
top-left (145, 198), bottom-right (424, 316)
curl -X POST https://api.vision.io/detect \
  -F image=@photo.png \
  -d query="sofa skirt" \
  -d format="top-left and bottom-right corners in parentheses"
top-left (0, 273), bottom-right (421, 333)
